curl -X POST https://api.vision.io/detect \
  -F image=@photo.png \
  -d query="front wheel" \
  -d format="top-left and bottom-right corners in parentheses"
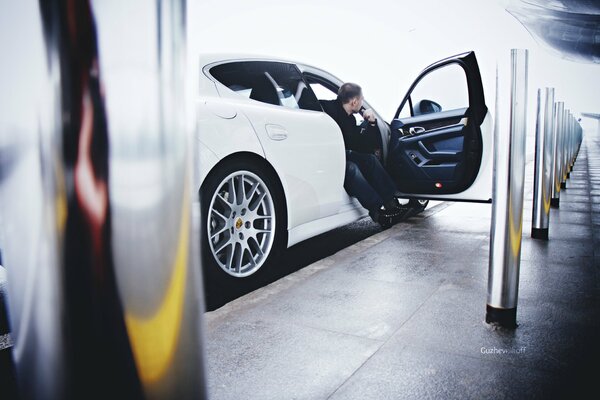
top-left (201, 160), bottom-right (286, 285)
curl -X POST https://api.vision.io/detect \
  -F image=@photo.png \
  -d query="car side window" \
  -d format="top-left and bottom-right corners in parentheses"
top-left (309, 82), bottom-right (337, 101)
top-left (398, 62), bottom-right (469, 118)
top-left (209, 61), bottom-right (321, 112)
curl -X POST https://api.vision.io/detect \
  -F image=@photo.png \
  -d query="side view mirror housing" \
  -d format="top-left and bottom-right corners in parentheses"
top-left (413, 99), bottom-right (442, 116)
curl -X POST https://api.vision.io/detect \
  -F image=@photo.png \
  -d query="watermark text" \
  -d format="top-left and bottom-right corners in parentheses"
top-left (481, 346), bottom-right (526, 355)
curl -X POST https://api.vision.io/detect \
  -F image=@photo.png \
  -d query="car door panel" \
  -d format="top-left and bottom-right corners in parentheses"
top-left (387, 51), bottom-right (491, 202)
top-left (389, 108), bottom-right (474, 193)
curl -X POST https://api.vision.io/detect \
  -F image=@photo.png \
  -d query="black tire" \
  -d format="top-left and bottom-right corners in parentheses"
top-left (200, 158), bottom-right (286, 294)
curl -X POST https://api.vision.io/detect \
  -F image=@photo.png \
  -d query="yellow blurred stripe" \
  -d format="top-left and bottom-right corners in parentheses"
top-left (125, 185), bottom-right (189, 383)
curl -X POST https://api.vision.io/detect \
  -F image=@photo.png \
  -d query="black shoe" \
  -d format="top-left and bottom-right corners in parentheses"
top-left (370, 207), bottom-right (402, 228)
top-left (385, 197), bottom-right (414, 216)
top-left (384, 197), bottom-right (402, 212)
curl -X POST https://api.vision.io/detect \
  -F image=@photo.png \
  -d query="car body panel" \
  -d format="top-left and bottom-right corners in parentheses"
top-left (194, 96), bottom-right (266, 179)
top-left (287, 199), bottom-right (368, 247)
top-left (240, 103), bottom-right (347, 229)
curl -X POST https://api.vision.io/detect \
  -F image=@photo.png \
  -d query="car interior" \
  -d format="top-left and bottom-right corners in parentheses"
top-left (303, 67), bottom-right (483, 196)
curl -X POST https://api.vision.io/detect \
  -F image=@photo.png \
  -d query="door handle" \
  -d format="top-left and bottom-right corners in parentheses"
top-left (409, 126), bottom-right (426, 135)
top-left (265, 124), bottom-right (288, 141)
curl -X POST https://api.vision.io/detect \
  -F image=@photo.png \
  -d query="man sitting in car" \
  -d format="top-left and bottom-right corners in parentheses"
top-left (321, 83), bottom-right (405, 227)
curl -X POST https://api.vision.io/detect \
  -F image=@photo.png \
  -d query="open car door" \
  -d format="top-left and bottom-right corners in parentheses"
top-left (387, 51), bottom-right (492, 202)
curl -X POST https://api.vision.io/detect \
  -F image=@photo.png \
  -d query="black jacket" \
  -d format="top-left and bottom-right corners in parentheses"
top-left (321, 99), bottom-right (380, 154)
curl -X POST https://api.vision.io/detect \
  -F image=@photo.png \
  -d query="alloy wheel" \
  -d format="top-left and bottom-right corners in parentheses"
top-left (207, 170), bottom-right (276, 277)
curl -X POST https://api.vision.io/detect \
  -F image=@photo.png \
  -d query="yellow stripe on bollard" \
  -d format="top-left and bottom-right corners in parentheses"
top-left (509, 203), bottom-right (523, 258)
top-left (125, 185), bottom-right (189, 384)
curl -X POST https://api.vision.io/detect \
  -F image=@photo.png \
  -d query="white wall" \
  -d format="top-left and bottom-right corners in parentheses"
top-left (188, 0), bottom-right (600, 134)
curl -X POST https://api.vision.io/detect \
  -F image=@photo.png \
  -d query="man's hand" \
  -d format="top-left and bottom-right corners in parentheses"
top-left (360, 108), bottom-right (377, 124)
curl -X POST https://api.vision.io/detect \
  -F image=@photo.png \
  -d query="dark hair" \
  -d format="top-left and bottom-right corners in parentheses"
top-left (337, 82), bottom-right (362, 104)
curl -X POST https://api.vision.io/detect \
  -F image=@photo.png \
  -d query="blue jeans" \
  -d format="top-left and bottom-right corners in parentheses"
top-left (344, 150), bottom-right (397, 212)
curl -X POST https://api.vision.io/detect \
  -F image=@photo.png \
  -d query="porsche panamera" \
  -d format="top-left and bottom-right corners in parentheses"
top-left (195, 51), bottom-right (493, 288)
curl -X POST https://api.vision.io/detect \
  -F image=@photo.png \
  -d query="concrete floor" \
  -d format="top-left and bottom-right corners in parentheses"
top-left (204, 134), bottom-right (600, 399)
top-left (1, 137), bottom-right (598, 399)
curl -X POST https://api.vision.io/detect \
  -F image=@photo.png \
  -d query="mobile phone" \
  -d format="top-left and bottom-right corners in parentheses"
top-left (359, 106), bottom-right (376, 125)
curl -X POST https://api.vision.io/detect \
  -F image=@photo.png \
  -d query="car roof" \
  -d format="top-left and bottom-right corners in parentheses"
top-left (198, 53), bottom-right (299, 68)
top-left (197, 53), bottom-right (338, 85)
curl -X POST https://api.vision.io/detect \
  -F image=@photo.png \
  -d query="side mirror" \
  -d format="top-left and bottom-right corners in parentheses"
top-left (413, 99), bottom-right (442, 116)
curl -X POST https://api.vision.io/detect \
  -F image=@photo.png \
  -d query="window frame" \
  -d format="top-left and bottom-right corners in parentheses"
top-left (394, 59), bottom-right (473, 119)
top-left (205, 59), bottom-right (323, 113)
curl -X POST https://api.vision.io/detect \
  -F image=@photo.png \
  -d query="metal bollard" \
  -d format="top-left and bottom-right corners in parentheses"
top-left (566, 111), bottom-right (572, 178)
top-left (576, 120), bottom-right (583, 157)
top-left (565, 111), bottom-right (570, 180)
top-left (572, 118), bottom-right (576, 163)
top-left (531, 88), bottom-right (555, 240)
top-left (569, 114), bottom-right (574, 172)
top-left (551, 102), bottom-right (565, 206)
top-left (550, 101), bottom-right (559, 207)
top-left (569, 115), bottom-right (574, 171)
top-left (561, 108), bottom-right (568, 189)
top-left (0, 1), bottom-right (207, 399)
top-left (570, 115), bottom-right (577, 170)
top-left (487, 49), bottom-right (528, 328)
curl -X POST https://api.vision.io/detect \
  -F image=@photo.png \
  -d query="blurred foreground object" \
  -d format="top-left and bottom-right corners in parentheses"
top-left (0, 1), bottom-right (207, 399)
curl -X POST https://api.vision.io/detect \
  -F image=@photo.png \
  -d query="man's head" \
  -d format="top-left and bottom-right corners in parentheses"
top-left (338, 82), bottom-right (363, 113)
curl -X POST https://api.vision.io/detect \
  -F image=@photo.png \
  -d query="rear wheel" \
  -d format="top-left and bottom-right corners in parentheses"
top-left (201, 159), bottom-right (286, 288)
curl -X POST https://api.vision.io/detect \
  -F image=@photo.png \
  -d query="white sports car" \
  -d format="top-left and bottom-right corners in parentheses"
top-left (195, 51), bottom-right (493, 287)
